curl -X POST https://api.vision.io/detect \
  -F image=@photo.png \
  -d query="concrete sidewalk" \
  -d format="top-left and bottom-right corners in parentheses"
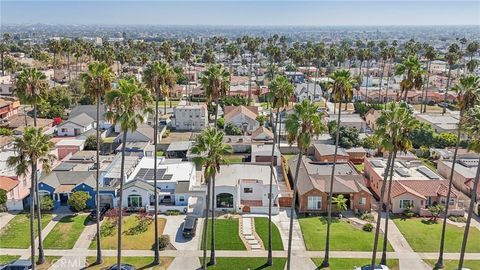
top-left (0, 212), bottom-right (17, 231)
top-left (272, 209), bottom-right (306, 251)
top-left (168, 257), bottom-right (201, 270)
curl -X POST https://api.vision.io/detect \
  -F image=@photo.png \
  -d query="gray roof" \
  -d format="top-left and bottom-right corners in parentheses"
top-left (174, 181), bottom-right (191, 194)
top-left (53, 162), bottom-right (78, 171)
top-left (123, 179), bottom-right (158, 192)
top-left (294, 83), bottom-right (321, 96)
top-left (288, 155), bottom-right (357, 176)
top-left (167, 141), bottom-right (193, 152)
top-left (314, 144), bottom-right (349, 157)
top-left (104, 153), bottom-right (140, 179)
top-left (70, 105), bottom-right (106, 121)
top-left (39, 171), bottom-right (96, 189)
top-left (61, 113), bottom-right (95, 127)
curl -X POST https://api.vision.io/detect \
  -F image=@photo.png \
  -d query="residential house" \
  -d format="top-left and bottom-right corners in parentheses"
top-left (251, 126), bottom-right (274, 141)
top-left (69, 105), bottom-right (111, 130)
top-left (346, 147), bottom-right (368, 164)
top-left (364, 109), bottom-right (382, 130)
top-left (0, 176), bottom-right (31, 211)
top-left (288, 155), bottom-right (372, 214)
top-left (251, 144), bottom-right (281, 166)
top-left (294, 83), bottom-right (322, 102)
top-left (115, 123), bottom-right (162, 144)
top-left (437, 157), bottom-right (479, 198)
top-left (122, 179), bottom-right (160, 211)
top-left (224, 106), bottom-right (259, 134)
top-left (173, 104), bottom-right (208, 131)
top-left (416, 114), bottom-right (459, 134)
top-left (284, 71), bottom-right (305, 84)
top-left (325, 113), bottom-right (367, 133)
top-left (0, 97), bottom-right (19, 119)
top-left (55, 138), bottom-right (86, 160)
top-left (166, 141), bottom-right (193, 161)
top-left (313, 144), bottom-right (350, 163)
top-left (57, 113), bottom-right (95, 136)
top-left (0, 75), bottom-right (14, 96)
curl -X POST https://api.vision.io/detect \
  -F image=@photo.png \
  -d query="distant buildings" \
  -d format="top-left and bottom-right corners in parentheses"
top-left (294, 83), bottom-right (322, 102)
top-left (173, 103), bottom-right (208, 131)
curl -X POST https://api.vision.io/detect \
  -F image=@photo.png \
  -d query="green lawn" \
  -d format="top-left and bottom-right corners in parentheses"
top-left (420, 158), bottom-right (437, 171)
top-left (157, 100), bottom-right (180, 108)
top-left (85, 256), bottom-right (173, 270)
top-left (354, 163), bottom-right (365, 172)
top-left (43, 214), bottom-right (88, 249)
top-left (0, 213), bottom-right (52, 248)
top-left (424, 259), bottom-right (480, 270)
top-left (90, 214), bottom-right (166, 250)
top-left (201, 218), bottom-right (246, 250)
top-left (393, 217), bottom-right (480, 252)
top-left (223, 154), bottom-right (244, 164)
top-left (413, 104), bottom-right (443, 113)
top-left (299, 217), bottom-right (393, 251)
top-left (200, 257), bottom-right (286, 270)
top-left (254, 217), bottom-right (284, 250)
top-left (312, 258), bottom-right (399, 270)
top-left (0, 255), bottom-right (20, 264)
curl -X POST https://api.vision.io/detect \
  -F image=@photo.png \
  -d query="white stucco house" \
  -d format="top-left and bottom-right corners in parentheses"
top-left (224, 106), bottom-right (259, 134)
top-left (122, 179), bottom-right (159, 211)
top-left (57, 113), bottom-right (95, 136)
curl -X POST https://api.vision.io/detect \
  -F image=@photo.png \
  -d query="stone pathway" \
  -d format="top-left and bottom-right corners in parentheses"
top-left (240, 216), bottom-right (262, 250)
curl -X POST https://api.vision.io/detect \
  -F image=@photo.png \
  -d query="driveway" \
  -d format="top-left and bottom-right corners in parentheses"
top-left (163, 215), bottom-right (203, 251)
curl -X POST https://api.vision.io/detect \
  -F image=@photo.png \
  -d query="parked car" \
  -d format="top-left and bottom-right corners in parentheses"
top-left (354, 265), bottom-right (389, 270)
top-left (182, 215), bottom-right (198, 238)
top-left (88, 204), bottom-right (111, 222)
top-left (106, 264), bottom-right (136, 270)
top-left (0, 259), bottom-right (32, 270)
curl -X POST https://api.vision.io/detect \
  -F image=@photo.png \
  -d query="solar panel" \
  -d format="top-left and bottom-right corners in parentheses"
top-left (417, 167), bottom-right (440, 179)
top-left (371, 160), bottom-right (384, 168)
top-left (133, 168), bottom-right (167, 181)
top-left (395, 167), bottom-right (411, 177)
top-left (160, 174), bottom-right (173, 181)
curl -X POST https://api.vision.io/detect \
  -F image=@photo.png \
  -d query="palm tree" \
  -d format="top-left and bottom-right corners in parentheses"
top-left (81, 61), bottom-right (114, 265)
top-left (442, 44), bottom-right (460, 115)
top-left (457, 105), bottom-right (480, 269)
top-left (435, 74), bottom-right (480, 269)
top-left (200, 64), bottom-right (230, 127)
top-left (0, 42), bottom-right (8, 76)
top-left (395, 55), bottom-right (424, 101)
top-left (15, 68), bottom-right (48, 126)
top-left (61, 38), bottom-right (72, 81)
top-left (7, 127), bottom-right (56, 269)
top-left (332, 195), bottom-right (348, 212)
top-left (179, 45), bottom-right (193, 103)
top-left (191, 128), bottom-right (232, 268)
top-left (266, 75), bottom-right (293, 266)
top-left (465, 41), bottom-right (479, 74)
top-left (285, 100), bottom-right (325, 270)
top-left (104, 78), bottom-right (153, 269)
top-left (48, 40), bottom-right (61, 86)
top-left (422, 46), bottom-right (437, 113)
top-left (247, 38), bottom-right (261, 104)
top-left (321, 69), bottom-right (356, 268)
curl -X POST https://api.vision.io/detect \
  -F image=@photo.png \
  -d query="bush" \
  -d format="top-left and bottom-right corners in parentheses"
top-left (362, 223), bottom-right (374, 232)
top-left (162, 129), bottom-right (170, 138)
top-left (225, 123), bottom-right (243, 136)
top-left (84, 135), bottom-right (104, 151)
top-left (158, 235), bottom-right (170, 250)
top-left (0, 189), bottom-right (7, 205)
top-left (40, 196), bottom-right (54, 211)
top-left (0, 128), bottom-right (12, 136)
top-left (125, 213), bottom-right (153, 235)
top-left (67, 191), bottom-right (91, 212)
top-left (100, 220), bottom-right (116, 237)
top-left (449, 216), bottom-right (467, 223)
top-left (217, 117), bottom-right (225, 129)
top-left (360, 213), bottom-right (375, 222)
top-left (165, 210), bottom-right (180, 216)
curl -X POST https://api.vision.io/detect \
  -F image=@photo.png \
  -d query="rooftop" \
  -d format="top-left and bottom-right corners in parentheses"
top-left (215, 164), bottom-right (277, 186)
top-left (127, 156), bottom-right (195, 183)
top-left (367, 158), bottom-right (443, 181)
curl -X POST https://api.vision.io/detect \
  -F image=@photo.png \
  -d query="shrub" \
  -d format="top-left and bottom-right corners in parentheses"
top-left (162, 129), bottom-right (170, 138)
top-left (360, 213), bottom-right (375, 222)
top-left (67, 191), bottom-right (91, 212)
top-left (0, 189), bottom-right (7, 205)
top-left (449, 216), bottom-right (467, 223)
top-left (0, 128), bottom-right (12, 136)
top-left (125, 213), bottom-right (153, 235)
top-left (40, 196), bottom-right (54, 211)
top-left (84, 135), bottom-right (104, 151)
top-left (217, 117), bottom-right (225, 129)
top-left (158, 235), bottom-right (170, 250)
top-left (362, 223), bottom-right (374, 232)
top-left (100, 220), bottom-right (116, 237)
top-left (165, 210), bottom-right (180, 216)
top-left (225, 123), bottom-right (243, 136)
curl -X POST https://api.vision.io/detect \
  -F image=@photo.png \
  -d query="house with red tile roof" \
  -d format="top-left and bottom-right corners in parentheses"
top-left (0, 175), bottom-right (31, 211)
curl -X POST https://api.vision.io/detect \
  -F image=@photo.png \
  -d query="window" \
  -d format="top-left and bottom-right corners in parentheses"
top-left (359, 197), bottom-right (366, 205)
top-left (178, 195), bottom-right (185, 202)
top-left (128, 195), bottom-right (142, 208)
top-left (216, 193), bottom-right (234, 208)
top-left (307, 196), bottom-right (322, 210)
top-left (399, 199), bottom-right (414, 209)
top-left (243, 188), bottom-right (253, 193)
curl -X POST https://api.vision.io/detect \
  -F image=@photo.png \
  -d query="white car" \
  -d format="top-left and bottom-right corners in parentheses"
top-left (354, 265), bottom-right (389, 270)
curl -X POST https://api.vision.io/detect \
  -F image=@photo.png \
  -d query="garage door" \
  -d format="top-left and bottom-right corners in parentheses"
top-left (255, 156), bottom-right (277, 166)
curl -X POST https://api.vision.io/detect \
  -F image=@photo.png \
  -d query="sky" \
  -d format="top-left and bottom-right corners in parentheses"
top-left (1, 1), bottom-right (479, 26)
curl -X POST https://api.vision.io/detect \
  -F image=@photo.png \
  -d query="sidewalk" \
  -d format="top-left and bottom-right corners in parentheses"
top-left (272, 209), bottom-right (306, 251)
top-left (0, 212), bottom-right (17, 230)
top-left (168, 257), bottom-right (200, 270)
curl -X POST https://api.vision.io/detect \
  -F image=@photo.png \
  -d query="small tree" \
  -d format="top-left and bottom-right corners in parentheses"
top-left (0, 189), bottom-right (7, 205)
top-left (40, 196), bottom-right (54, 211)
top-left (84, 135), bottom-right (104, 151)
top-left (217, 117), bottom-right (225, 129)
top-left (0, 128), bottom-right (12, 136)
top-left (68, 191), bottom-right (91, 212)
top-left (225, 123), bottom-right (243, 135)
top-left (256, 115), bottom-right (268, 126)
top-left (428, 204), bottom-right (445, 222)
top-left (332, 194), bottom-right (348, 213)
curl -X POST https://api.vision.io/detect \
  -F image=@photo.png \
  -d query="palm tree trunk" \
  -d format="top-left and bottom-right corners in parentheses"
top-left (458, 156), bottom-right (480, 269)
top-left (381, 150), bottom-right (398, 265)
top-left (188, 64), bottom-right (191, 105)
top-left (378, 59), bottom-right (385, 102)
top-left (321, 99), bottom-right (343, 268)
top-left (34, 163), bottom-right (45, 264)
top-left (423, 61), bottom-right (432, 113)
top-left (277, 112), bottom-right (282, 150)
top-left (116, 131), bottom-right (128, 270)
top-left (153, 92), bottom-right (160, 265)
top-left (365, 61), bottom-right (370, 104)
top-left (313, 63), bottom-right (319, 100)
top-left (95, 94), bottom-right (103, 265)
top-left (209, 174), bottom-right (216, 266)
top-left (434, 116), bottom-right (463, 269)
top-left (267, 108), bottom-right (280, 266)
top-left (248, 55), bottom-right (253, 105)
top-left (33, 101), bottom-right (37, 127)
top-left (214, 97), bottom-right (219, 129)
top-left (442, 66), bottom-right (452, 115)
top-left (286, 151), bottom-right (304, 270)
top-left (384, 67), bottom-right (391, 110)
top-left (370, 152), bottom-right (393, 269)
top-left (67, 53), bottom-right (71, 81)
top-left (202, 178), bottom-right (211, 270)
top-left (53, 53), bottom-right (56, 87)
top-left (164, 97), bottom-right (167, 115)
top-left (1, 52), bottom-right (4, 76)
top-left (29, 162), bottom-right (37, 270)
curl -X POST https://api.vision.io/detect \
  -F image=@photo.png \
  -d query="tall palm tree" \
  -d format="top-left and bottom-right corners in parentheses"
top-left (61, 38), bottom-right (72, 81)
top-left (200, 64), bottom-right (230, 127)
top-left (0, 42), bottom-right (8, 76)
top-left (395, 55), bottom-right (424, 101)
top-left (457, 105), bottom-right (480, 269)
top-left (285, 100), bottom-right (325, 270)
top-left (104, 78), bottom-right (153, 269)
top-left (191, 128), bottom-right (232, 268)
top-left (435, 74), bottom-right (480, 269)
top-left (179, 45), bottom-right (193, 103)
top-left (422, 46), bottom-right (437, 113)
top-left (15, 68), bottom-right (48, 126)
top-left (266, 75), bottom-right (293, 266)
top-left (142, 60), bottom-right (179, 264)
top-left (247, 38), bottom-right (261, 104)
top-left (48, 40), bottom-right (61, 86)
top-left (442, 44), bottom-right (460, 115)
top-left (320, 69), bottom-right (356, 267)
top-left (81, 61), bottom-right (114, 265)
top-left (7, 127), bottom-right (56, 269)
top-left (465, 41), bottom-right (479, 74)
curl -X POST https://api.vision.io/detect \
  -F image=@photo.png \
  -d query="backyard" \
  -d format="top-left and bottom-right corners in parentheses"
top-left (90, 214), bottom-right (166, 250)
top-left (393, 217), bottom-right (480, 252)
top-left (201, 257), bottom-right (286, 270)
top-left (0, 213), bottom-right (53, 248)
top-left (201, 218), bottom-right (246, 250)
top-left (299, 217), bottom-right (393, 251)
top-left (43, 214), bottom-right (89, 249)
top-left (254, 217), bottom-right (284, 250)
top-left (85, 256), bottom-right (173, 270)
top-left (312, 258), bottom-right (399, 270)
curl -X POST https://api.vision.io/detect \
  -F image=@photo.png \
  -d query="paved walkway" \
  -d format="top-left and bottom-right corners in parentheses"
top-left (168, 257), bottom-right (201, 270)
top-left (162, 215), bottom-right (203, 251)
top-left (0, 212), bottom-right (17, 231)
top-left (272, 209), bottom-right (306, 251)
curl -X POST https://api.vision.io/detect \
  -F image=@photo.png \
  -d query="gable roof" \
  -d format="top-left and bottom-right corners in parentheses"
top-left (0, 176), bottom-right (19, 192)
top-left (70, 105), bottom-right (106, 121)
top-left (390, 180), bottom-right (457, 200)
top-left (251, 126), bottom-right (274, 140)
top-left (39, 171), bottom-right (96, 189)
top-left (123, 179), bottom-right (158, 193)
top-left (59, 113), bottom-right (95, 128)
top-left (314, 144), bottom-right (349, 157)
top-left (294, 83), bottom-right (321, 96)
top-left (224, 106), bottom-right (258, 122)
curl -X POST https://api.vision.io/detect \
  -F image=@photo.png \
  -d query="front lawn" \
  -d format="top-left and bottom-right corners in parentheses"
top-left (201, 257), bottom-right (286, 270)
top-left (424, 259), bottom-right (480, 270)
top-left (223, 154), bottom-right (244, 164)
top-left (0, 255), bottom-right (20, 264)
top-left (201, 218), bottom-right (246, 250)
top-left (0, 213), bottom-right (53, 248)
top-left (30, 256), bottom-right (61, 270)
top-left (299, 217), bottom-right (393, 251)
top-left (43, 214), bottom-right (88, 249)
top-left (393, 217), bottom-right (480, 252)
top-left (85, 256), bottom-right (173, 270)
top-left (90, 214), bottom-right (166, 250)
top-left (254, 217), bottom-right (284, 250)
top-left (312, 258), bottom-right (399, 270)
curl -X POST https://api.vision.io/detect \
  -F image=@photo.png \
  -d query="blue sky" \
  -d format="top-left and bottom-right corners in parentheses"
top-left (1, 1), bottom-right (479, 26)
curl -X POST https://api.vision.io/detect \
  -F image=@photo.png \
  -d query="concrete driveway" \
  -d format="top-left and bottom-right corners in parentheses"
top-left (163, 215), bottom-right (203, 251)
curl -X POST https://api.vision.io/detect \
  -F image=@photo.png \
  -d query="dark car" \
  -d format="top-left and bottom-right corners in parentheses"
top-left (106, 264), bottom-right (136, 270)
top-left (182, 215), bottom-right (198, 238)
top-left (0, 259), bottom-right (32, 270)
top-left (88, 204), bottom-right (111, 222)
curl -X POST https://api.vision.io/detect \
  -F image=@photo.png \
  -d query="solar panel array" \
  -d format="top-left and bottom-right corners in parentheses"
top-left (395, 167), bottom-right (411, 177)
top-left (160, 174), bottom-right (173, 181)
top-left (417, 167), bottom-right (440, 179)
top-left (134, 168), bottom-right (167, 181)
top-left (371, 160), bottom-right (384, 168)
